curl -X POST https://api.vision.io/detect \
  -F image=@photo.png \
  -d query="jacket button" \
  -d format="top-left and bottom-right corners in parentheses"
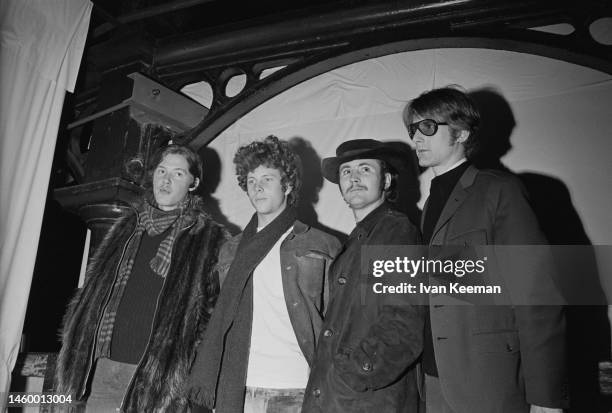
top-left (323, 329), bottom-right (333, 337)
top-left (361, 362), bottom-right (372, 371)
top-left (312, 387), bottom-right (321, 397)
top-left (506, 343), bottom-right (514, 352)
top-left (337, 276), bottom-right (347, 285)
top-left (292, 301), bottom-right (299, 307)
top-left (285, 265), bottom-right (292, 270)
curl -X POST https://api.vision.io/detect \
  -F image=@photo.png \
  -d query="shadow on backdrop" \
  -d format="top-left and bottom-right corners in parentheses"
top-left (469, 86), bottom-right (611, 412)
top-left (288, 137), bottom-right (348, 243)
top-left (386, 140), bottom-right (422, 229)
top-left (288, 137), bottom-right (422, 240)
top-left (195, 146), bottom-right (241, 236)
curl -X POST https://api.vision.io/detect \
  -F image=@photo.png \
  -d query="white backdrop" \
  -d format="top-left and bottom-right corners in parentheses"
top-left (184, 48), bottom-right (612, 246)
top-left (0, 0), bottom-right (91, 406)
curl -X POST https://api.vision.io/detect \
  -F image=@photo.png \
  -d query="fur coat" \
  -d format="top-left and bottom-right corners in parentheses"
top-left (54, 197), bottom-right (227, 412)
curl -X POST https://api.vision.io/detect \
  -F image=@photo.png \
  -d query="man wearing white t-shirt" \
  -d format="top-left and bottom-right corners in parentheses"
top-left (187, 136), bottom-right (341, 413)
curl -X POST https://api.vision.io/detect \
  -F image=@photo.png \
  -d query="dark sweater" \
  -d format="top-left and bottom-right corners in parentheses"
top-left (110, 230), bottom-right (167, 364)
top-left (422, 161), bottom-right (471, 244)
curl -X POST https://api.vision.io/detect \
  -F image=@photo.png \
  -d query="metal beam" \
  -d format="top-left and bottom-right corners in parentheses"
top-left (155, 0), bottom-right (566, 73)
top-left (93, 0), bottom-right (216, 38)
top-left (176, 32), bottom-right (612, 150)
top-left (84, 0), bottom-right (612, 152)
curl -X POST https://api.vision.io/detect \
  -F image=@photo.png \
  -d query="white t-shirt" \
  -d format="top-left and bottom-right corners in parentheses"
top-left (245, 227), bottom-right (310, 389)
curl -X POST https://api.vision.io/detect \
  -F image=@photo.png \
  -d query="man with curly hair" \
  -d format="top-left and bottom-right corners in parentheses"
top-left (187, 135), bottom-right (341, 413)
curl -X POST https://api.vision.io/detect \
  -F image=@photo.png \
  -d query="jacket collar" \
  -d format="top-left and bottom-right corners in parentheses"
top-left (457, 163), bottom-right (478, 189)
top-left (283, 219), bottom-right (309, 241)
top-left (231, 218), bottom-right (307, 244)
top-left (292, 219), bottom-right (309, 235)
top-left (350, 201), bottom-right (390, 238)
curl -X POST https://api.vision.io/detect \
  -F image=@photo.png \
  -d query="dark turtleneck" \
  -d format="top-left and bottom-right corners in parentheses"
top-left (422, 161), bottom-right (471, 244)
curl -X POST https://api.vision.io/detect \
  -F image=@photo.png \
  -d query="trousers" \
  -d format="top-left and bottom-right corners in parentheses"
top-left (86, 358), bottom-right (137, 413)
top-left (243, 386), bottom-right (305, 413)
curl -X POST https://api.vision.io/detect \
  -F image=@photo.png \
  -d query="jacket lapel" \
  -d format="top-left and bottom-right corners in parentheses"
top-left (429, 165), bottom-right (478, 244)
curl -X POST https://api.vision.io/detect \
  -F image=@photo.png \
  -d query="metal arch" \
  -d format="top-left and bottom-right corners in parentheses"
top-left (176, 32), bottom-right (612, 151)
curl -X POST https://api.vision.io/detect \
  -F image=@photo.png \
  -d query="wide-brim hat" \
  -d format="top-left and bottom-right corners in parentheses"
top-left (321, 139), bottom-right (405, 184)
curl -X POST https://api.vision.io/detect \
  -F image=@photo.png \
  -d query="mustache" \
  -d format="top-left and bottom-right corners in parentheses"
top-left (345, 184), bottom-right (367, 192)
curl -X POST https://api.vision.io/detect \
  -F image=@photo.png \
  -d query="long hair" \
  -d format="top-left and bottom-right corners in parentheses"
top-left (380, 160), bottom-right (398, 203)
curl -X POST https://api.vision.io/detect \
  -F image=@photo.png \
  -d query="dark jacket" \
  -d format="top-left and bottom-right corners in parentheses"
top-left (303, 203), bottom-right (425, 413)
top-left (216, 219), bottom-right (342, 367)
top-left (55, 198), bottom-right (227, 412)
top-left (423, 165), bottom-right (568, 412)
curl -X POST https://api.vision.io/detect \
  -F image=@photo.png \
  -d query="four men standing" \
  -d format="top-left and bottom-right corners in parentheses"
top-left (56, 88), bottom-right (568, 412)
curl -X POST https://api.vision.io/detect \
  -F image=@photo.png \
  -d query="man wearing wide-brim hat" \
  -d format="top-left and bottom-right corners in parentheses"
top-left (302, 139), bottom-right (425, 412)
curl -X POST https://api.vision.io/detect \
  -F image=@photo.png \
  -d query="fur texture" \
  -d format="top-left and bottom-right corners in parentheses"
top-left (55, 198), bottom-right (227, 412)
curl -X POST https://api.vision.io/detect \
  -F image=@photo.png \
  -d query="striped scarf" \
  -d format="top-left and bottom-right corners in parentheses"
top-left (94, 196), bottom-right (196, 360)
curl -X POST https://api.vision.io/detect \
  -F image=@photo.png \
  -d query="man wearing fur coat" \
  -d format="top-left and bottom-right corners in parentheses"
top-left (54, 144), bottom-right (228, 412)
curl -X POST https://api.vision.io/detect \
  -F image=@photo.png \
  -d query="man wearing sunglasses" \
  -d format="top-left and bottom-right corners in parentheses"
top-left (403, 87), bottom-right (568, 413)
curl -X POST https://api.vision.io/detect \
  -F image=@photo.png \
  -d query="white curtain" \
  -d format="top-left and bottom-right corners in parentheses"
top-left (184, 49), bottom-right (612, 244)
top-left (0, 0), bottom-right (92, 407)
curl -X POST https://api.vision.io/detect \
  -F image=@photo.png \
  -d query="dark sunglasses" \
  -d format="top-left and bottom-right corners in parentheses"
top-left (408, 119), bottom-right (448, 139)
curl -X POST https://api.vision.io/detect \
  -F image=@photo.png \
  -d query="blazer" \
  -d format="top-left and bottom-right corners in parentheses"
top-left (424, 165), bottom-right (569, 413)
